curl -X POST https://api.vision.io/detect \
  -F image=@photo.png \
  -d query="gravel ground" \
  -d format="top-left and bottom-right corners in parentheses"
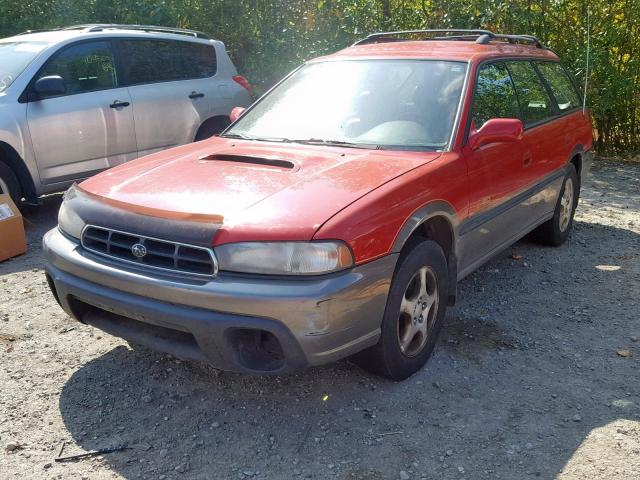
top-left (1, 159), bottom-right (639, 480)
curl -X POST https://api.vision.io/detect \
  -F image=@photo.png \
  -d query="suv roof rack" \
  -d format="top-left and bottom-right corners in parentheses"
top-left (353, 29), bottom-right (544, 48)
top-left (66, 24), bottom-right (210, 39)
top-left (17, 24), bottom-right (209, 40)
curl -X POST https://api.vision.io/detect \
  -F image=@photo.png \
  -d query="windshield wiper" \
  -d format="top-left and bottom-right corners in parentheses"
top-left (223, 134), bottom-right (296, 143)
top-left (291, 138), bottom-right (381, 149)
top-left (220, 132), bottom-right (254, 140)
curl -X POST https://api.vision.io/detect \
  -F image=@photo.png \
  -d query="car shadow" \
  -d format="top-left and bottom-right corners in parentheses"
top-left (57, 219), bottom-right (639, 479)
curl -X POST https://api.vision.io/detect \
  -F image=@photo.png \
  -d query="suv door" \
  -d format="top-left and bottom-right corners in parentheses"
top-left (26, 40), bottom-right (137, 184)
top-left (459, 62), bottom-right (527, 270)
top-left (117, 39), bottom-right (216, 156)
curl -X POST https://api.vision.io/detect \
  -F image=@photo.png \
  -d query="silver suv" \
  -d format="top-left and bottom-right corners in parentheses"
top-left (0, 24), bottom-right (252, 203)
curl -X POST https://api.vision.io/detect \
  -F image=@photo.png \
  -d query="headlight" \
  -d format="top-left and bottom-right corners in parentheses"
top-left (58, 185), bottom-right (85, 240)
top-left (216, 241), bottom-right (354, 275)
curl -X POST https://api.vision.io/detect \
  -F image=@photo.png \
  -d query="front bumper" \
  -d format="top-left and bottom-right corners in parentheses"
top-left (44, 228), bottom-right (396, 373)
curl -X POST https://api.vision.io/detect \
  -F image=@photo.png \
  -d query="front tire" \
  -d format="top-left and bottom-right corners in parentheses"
top-left (353, 239), bottom-right (449, 380)
top-left (532, 164), bottom-right (579, 246)
top-left (0, 161), bottom-right (21, 203)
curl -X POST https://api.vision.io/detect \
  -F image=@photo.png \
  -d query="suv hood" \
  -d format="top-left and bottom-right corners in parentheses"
top-left (79, 137), bottom-right (441, 243)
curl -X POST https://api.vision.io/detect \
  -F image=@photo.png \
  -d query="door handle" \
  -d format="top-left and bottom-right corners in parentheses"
top-left (110, 100), bottom-right (130, 108)
top-left (189, 91), bottom-right (205, 99)
top-left (523, 152), bottom-right (533, 167)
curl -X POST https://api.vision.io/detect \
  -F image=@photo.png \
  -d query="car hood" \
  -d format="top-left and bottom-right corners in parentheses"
top-left (79, 137), bottom-right (441, 243)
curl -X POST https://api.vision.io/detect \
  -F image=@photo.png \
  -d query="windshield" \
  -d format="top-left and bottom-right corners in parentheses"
top-left (225, 59), bottom-right (467, 150)
top-left (0, 41), bottom-right (49, 92)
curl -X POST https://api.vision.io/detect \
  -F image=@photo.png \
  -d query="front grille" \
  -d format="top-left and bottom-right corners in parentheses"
top-left (81, 225), bottom-right (217, 277)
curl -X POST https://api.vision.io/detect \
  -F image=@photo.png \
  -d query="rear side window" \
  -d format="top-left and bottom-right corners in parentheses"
top-left (39, 41), bottom-right (117, 95)
top-left (471, 62), bottom-right (520, 129)
top-left (537, 62), bottom-right (581, 112)
top-left (507, 61), bottom-right (554, 126)
top-left (119, 40), bottom-right (216, 85)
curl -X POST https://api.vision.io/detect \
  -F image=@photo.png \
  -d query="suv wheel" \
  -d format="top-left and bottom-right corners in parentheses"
top-left (0, 161), bottom-right (21, 202)
top-left (353, 239), bottom-right (448, 380)
top-left (532, 164), bottom-right (579, 246)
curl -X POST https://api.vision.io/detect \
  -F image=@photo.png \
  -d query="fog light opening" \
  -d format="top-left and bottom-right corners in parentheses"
top-left (227, 328), bottom-right (285, 371)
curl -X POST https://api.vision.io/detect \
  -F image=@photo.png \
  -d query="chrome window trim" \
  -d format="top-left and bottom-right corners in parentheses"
top-left (80, 224), bottom-right (219, 278)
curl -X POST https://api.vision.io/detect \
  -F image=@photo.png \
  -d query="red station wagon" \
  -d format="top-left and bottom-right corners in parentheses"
top-left (44, 29), bottom-right (593, 380)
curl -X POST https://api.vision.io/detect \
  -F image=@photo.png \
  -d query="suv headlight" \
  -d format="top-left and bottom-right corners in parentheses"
top-left (58, 185), bottom-right (85, 240)
top-left (216, 241), bottom-right (354, 275)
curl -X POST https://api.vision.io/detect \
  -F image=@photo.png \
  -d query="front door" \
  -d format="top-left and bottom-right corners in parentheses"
top-left (26, 40), bottom-right (137, 184)
top-left (459, 61), bottom-right (528, 272)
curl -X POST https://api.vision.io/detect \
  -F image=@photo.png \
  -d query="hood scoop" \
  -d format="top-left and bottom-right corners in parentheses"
top-left (199, 153), bottom-right (295, 170)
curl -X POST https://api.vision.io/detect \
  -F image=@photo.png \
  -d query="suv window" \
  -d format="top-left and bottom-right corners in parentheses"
top-left (507, 61), bottom-right (554, 126)
top-left (119, 40), bottom-right (216, 85)
top-left (39, 41), bottom-right (117, 96)
top-left (537, 62), bottom-right (581, 112)
top-left (471, 62), bottom-right (520, 129)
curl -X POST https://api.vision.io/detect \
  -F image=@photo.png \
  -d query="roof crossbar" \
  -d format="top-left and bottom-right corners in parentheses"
top-left (353, 29), bottom-right (543, 48)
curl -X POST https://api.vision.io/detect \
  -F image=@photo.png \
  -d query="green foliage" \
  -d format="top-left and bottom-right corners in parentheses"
top-left (1, 0), bottom-right (638, 155)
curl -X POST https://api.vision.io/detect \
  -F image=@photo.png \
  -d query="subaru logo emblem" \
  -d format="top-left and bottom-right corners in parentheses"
top-left (131, 243), bottom-right (147, 259)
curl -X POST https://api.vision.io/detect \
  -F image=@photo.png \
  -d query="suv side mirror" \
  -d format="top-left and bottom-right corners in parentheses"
top-left (33, 76), bottom-right (66, 97)
top-left (468, 118), bottom-right (524, 151)
top-left (229, 106), bottom-right (246, 123)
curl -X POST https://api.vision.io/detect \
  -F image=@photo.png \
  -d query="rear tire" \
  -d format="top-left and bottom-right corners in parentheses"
top-left (0, 161), bottom-right (21, 203)
top-left (194, 117), bottom-right (231, 141)
top-left (532, 164), bottom-right (579, 246)
top-left (353, 239), bottom-right (448, 380)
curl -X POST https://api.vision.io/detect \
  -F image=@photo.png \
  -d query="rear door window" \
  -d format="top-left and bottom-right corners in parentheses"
top-left (39, 41), bottom-right (117, 96)
top-left (181, 42), bottom-right (217, 78)
top-left (536, 62), bottom-right (581, 112)
top-left (119, 39), bottom-right (216, 86)
top-left (507, 61), bottom-right (554, 126)
top-left (471, 62), bottom-right (520, 129)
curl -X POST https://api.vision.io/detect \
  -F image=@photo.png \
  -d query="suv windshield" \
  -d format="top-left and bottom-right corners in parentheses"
top-left (225, 60), bottom-right (467, 150)
top-left (0, 40), bottom-right (50, 92)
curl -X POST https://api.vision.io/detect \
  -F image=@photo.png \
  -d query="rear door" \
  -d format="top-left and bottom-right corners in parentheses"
top-left (26, 40), bottom-right (137, 184)
top-left (459, 61), bottom-right (528, 270)
top-left (535, 60), bottom-right (584, 170)
top-left (506, 60), bottom-right (566, 218)
top-left (117, 38), bottom-right (217, 156)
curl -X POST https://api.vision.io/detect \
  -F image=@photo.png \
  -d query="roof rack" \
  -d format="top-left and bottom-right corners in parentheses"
top-left (353, 29), bottom-right (544, 48)
top-left (68, 24), bottom-right (210, 39)
top-left (18, 24), bottom-right (209, 39)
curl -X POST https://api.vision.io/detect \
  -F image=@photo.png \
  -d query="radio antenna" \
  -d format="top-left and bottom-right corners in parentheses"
top-left (582, 8), bottom-right (591, 116)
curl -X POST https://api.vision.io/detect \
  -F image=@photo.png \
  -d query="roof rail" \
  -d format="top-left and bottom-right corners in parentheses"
top-left (15, 24), bottom-right (209, 39)
top-left (62, 24), bottom-right (210, 39)
top-left (353, 29), bottom-right (544, 48)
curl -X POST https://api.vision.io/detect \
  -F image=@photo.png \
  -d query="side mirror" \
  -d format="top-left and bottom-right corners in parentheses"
top-left (229, 106), bottom-right (246, 123)
top-left (468, 118), bottom-right (524, 151)
top-left (33, 75), bottom-right (66, 97)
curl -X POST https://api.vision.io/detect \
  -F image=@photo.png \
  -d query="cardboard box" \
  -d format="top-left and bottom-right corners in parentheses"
top-left (0, 194), bottom-right (27, 262)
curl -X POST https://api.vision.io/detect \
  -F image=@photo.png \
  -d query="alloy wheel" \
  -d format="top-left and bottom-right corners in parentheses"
top-left (398, 266), bottom-right (439, 357)
top-left (559, 177), bottom-right (575, 232)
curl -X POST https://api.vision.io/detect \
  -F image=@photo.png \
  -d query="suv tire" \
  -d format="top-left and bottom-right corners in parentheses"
top-left (353, 239), bottom-right (448, 380)
top-left (0, 161), bottom-right (21, 202)
top-left (532, 164), bottom-right (579, 246)
top-left (195, 117), bottom-right (231, 141)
